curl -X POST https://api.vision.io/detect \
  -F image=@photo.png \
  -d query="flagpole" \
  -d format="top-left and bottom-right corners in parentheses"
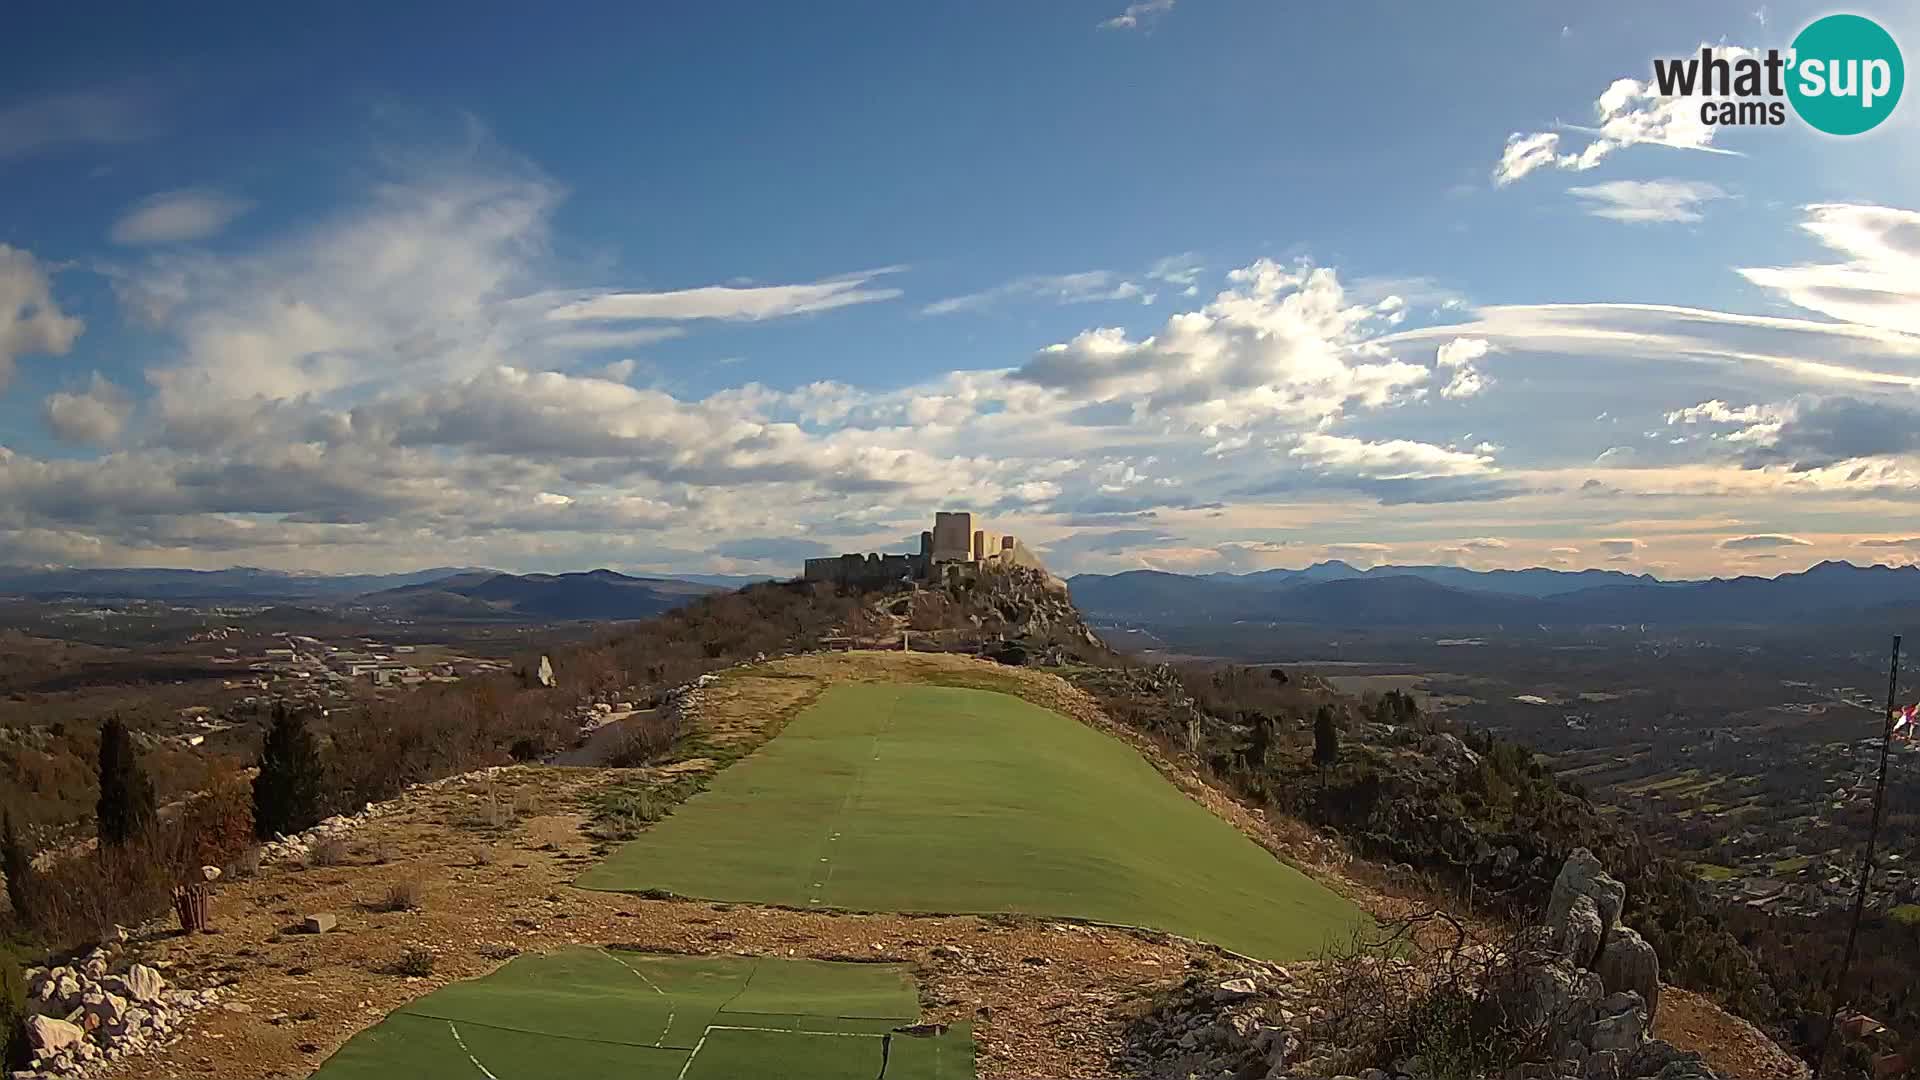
top-left (1811, 633), bottom-right (1900, 1080)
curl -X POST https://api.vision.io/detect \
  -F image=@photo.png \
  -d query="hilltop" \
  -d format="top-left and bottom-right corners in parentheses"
top-left (0, 561), bottom-right (1832, 1080)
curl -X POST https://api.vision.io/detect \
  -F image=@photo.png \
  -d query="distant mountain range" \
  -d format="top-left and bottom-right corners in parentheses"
top-left (355, 569), bottom-right (721, 620)
top-left (1067, 560), bottom-right (1920, 628)
top-left (0, 565), bottom-right (491, 602)
top-left (0, 564), bottom-right (733, 622)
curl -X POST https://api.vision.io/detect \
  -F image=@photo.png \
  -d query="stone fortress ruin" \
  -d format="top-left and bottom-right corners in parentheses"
top-left (802, 511), bottom-right (1045, 587)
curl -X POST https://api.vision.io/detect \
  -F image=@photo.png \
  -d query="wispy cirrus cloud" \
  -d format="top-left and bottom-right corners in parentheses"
top-left (1568, 179), bottom-right (1727, 223)
top-left (0, 88), bottom-right (151, 160)
top-left (111, 189), bottom-right (254, 245)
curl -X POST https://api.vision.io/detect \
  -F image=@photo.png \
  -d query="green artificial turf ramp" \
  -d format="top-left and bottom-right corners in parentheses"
top-left (309, 949), bottom-right (972, 1079)
top-left (579, 683), bottom-right (1366, 961)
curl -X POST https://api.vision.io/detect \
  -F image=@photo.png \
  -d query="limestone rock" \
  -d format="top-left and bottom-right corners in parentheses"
top-left (1548, 848), bottom-right (1626, 946)
top-left (1584, 1050), bottom-right (1623, 1080)
top-left (1213, 977), bottom-right (1258, 1002)
top-left (1594, 928), bottom-right (1660, 1022)
top-left (303, 913), bottom-right (338, 934)
top-left (1558, 892), bottom-right (1604, 968)
top-left (121, 963), bottom-right (166, 1004)
top-left (1584, 992), bottom-right (1647, 1053)
top-left (26, 1015), bottom-right (86, 1054)
top-left (1628, 1040), bottom-right (1706, 1079)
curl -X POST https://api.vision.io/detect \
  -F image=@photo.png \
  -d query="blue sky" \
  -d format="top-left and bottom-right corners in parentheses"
top-left (3, 1), bottom-right (1919, 577)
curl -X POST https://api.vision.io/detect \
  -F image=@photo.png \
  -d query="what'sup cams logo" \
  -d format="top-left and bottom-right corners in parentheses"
top-left (1654, 13), bottom-right (1903, 135)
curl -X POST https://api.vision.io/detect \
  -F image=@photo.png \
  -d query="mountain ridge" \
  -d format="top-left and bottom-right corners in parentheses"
top-left (1069, 558), bottom-right (1920, 627)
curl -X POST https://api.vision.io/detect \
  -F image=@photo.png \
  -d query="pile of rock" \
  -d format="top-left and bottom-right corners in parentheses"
top-left (1117, 968), bottom-right (1306, 1079)
top-left (257, 801), bottom-right (394, 865)
top-left (14, 948), bottom-right (219, 1079)
top-left (1120, 850), bottom-right (1731, 1080)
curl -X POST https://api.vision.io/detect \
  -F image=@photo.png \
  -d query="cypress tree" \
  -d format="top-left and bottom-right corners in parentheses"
top-left (96, 717), bottom-right (156, 846)
top-left (1313, 705), bottom-right (1340, 770)
top-left (1, 814), bottom-right (32, 925)
top-left (253, 706), bottom-right (326, 839)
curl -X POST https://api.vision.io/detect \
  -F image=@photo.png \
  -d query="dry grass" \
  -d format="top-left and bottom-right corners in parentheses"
top-left (307, 836), bottom-right (350, 868)
top-left (374, 875), bottom-right (427, 913)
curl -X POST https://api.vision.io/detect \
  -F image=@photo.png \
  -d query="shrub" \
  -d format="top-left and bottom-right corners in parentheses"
top-left (605, 714), bottom-right (681, 768)
top-left (253, 707), bottom-right (326, 840)
top-left (307, 836), bottom-right (351, 867)
top-left (1, 947), bottom-right (24, 1072)
top-left (96, 717), bottom-right (156, 847)
top-left (377, 876), bottom-right (427, 913)
top-left (2, 814), bottom-right (33, 924)
top-left (588, 787), bottom-right (664, 842)
top-left (389, 947), bottom-right (435, 977)
top-left (182, 775), bottom-right (255, 869)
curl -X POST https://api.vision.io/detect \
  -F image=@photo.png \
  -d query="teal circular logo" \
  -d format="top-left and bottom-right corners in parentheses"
top-left (1788, 14), bottom-right (1904, 135)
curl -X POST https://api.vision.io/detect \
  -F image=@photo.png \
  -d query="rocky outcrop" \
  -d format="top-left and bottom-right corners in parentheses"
top-left (1595, 928), bottom-right (1661, 1024)
top-left (1120, 851), bottom-right (1716, 1080)
top-left (17, 946), bottom-right (220, 1079)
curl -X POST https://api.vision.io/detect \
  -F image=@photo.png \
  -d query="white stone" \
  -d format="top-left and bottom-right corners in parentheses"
top-left (26, 1015), bottom-right (86, 1054)
top-left (121, 964), bottom-right (166, 1004)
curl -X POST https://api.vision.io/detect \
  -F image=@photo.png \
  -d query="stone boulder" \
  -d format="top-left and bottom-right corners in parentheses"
top-left (1558, 892), bottom-right (1605, 968)
top-left (27, 1015), bottom-right (86, 1054)
top-left (1548, 848), bottom-right (1625, 950)
top-left (120, 963), bottom-right (167, 1004)
top-left (1595, 927), bottom-right (1660, 1023)
top-left (1496, 959), bottom-right (1603, 1038)
top-left (1584, 992), bottom-right (1647, 1053)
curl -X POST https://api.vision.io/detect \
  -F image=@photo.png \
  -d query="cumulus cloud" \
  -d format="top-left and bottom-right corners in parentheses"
top-left (1718, 533), bottom-right (1809, 550)
top-left (0, 245), bottom-right (85, 390)
top-left (1568, 179), bottom-right (1727, 223)
top-left (1290, 433), bottom-right (1496, 480)
top-left (1014, 260), bottom-right (1427, 432)
top-left (1435, 336), bottom-right (1491, 399)
top-left (1099, 0), bottom-right (1173, 30)
top-left (43, 373), bottom-right (133, 446)
top-left (111, 189), bottom-right (253, 245)
top-left (1494, 45), bottom-right (1752, 185)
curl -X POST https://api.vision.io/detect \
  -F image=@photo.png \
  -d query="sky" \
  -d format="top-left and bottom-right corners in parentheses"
top-left (2, 1), bottom-right (1920, 581)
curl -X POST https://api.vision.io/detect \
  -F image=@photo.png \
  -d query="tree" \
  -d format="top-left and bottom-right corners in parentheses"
top-left (253, 706), bottom-right (327, 840)
top-left (1, 814), bottom-right (32, 924)
top-left (1313, 705), bottom-right (1341, 770)
top-left (96, 717), bottom-right (156, 846)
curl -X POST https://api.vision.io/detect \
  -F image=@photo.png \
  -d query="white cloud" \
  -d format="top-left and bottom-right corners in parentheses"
top-left (1494, 45), bottom-right (1753, 184)
top-left (0, 89), bottom-right (149, 160)
top-left (111, 189), bottom-right (253, 245)
top-left (1435, 336), bottom-right (1491, 399)
top-left (923, 270), bottom-right (1145, 315)
top-left (1014, 260), bottom-right (1428, 432)
top-left (1736, 204), bottom-right (1920, 336)
top-left (42, 373), bottom-right (132, 446)
top-left (1568, 179), bottom-right (1727, 223)
top-left (1100, 0), bottom-right (1173, 31)
top-left (1289, 433), bottom-right (1496, 480)
top-left (548, 269), bottom-right (903, 323)
top-left (0, 244), bottom-right (85, 390)
top-left (1718, 533), bottom-right (1809, 550)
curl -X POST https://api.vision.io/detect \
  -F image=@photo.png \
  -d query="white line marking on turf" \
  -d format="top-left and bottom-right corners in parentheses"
top-left (447, 1022), bottom-right (501, 1080)
top-left (675, 1023), bottom-right (891, 1079)
top-left (601, 949), bottom-right (675, 1048)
